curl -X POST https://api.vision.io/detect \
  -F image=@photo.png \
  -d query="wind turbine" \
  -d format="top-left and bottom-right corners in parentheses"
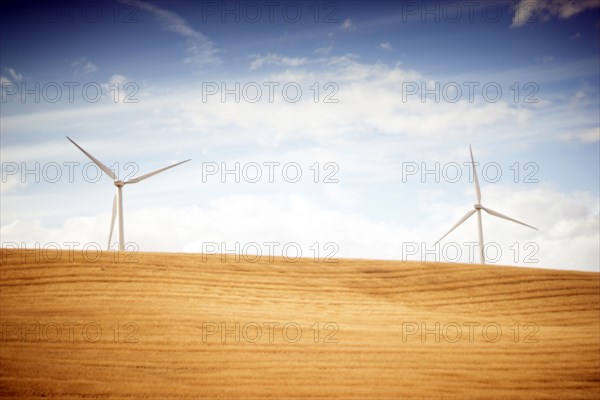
top-left (435, 145), bottom-right (538, 264)
top-left (67, 136), bottom-right (190, 251)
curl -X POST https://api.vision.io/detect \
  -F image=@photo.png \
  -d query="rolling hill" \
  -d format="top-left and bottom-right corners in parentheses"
top-left (1, 249), bottom-right (599, 399)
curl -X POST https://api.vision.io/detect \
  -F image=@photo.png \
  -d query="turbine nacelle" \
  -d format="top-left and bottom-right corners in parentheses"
top-left (114, 180), bottom-right (125, 187)
top-left (474, 203), bottom-right (482, 210)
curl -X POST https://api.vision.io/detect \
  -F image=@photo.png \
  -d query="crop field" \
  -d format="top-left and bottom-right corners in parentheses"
top-left (1, 249), bottom-right (599, 399)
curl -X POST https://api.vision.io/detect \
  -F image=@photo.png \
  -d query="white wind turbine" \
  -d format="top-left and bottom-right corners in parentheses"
top-left (435, 145), bottom-right (538, 264)
top-left (67, 136), bottom-right (190, 251)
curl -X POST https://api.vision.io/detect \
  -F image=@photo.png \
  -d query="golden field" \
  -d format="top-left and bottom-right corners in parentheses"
top-left (1, 249), bottom-right (599, 399)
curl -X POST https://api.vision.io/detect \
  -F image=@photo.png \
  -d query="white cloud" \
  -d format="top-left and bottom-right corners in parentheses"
top-left (1, 185), bottom-right (597, 271)
top-left (0, 174), bottom-right (28, 193)
top-left (5, 68), bottom-right (23, 82)
top-left (341, 18), bottom-right (355, 31)
top-left (177, 60), bottom-right (531, 146)
top-left (558, 127), bottom-right (600, 143)
top-left (542, 55), bottom-right (554, 63)
top-left (512, 0), bottom-right (600, 27)
top-left (100, 74), bottom-right (131, 102)
top-left (579, 128), bottom-right (600, 143)
top-left (378, 42), bottom-right (393, 51)
top-left (315, 44), bottom-right (334, 55)
top-left (71, 57), bottom-right (98, 74)
top-left (1, 72), bottom-right (19, 103)
top-left (556, 0), bottom-right (600, 18)
top-left (323, 185), bottom-right (362, 209)
top-left (249, 53), bottom-right (308, 70)
top-left (1, 55), bottom-right (597, 271)
top-left (570, 90), bottom-right (588, 105)
top-left (430, 183), bottom-right (599, 269)
top-left (120, 0), bottom-right (221, 67)
top-left (107, 74), bottom-right (128, 85)
top-left (3, 54), bottom-right (536, 146)
top-left (512, 0), bottom-right (538, 27)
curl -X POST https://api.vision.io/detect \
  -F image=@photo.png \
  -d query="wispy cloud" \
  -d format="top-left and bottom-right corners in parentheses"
top-left (315, 44), bottom-right (333, 55)
top-left (542, 55), bottom-right (555, 63)
top-left (341, 18), bottom-right (355, 31)
top-left (71, 57), bottom-right (98, 74)
top-left (314, 32), bottom-right (335, 55)
top-left (378, 42), bottom-right (393, 51)
top-left (0, 67), bottom-right (23, 92)
top-left (558, 127), bottom-right (600, 143)
top-left (249, 53), bottom-right (308, 71)
top-left (120, 0), bottom-right (221, 67)
top-left (4, 67), bottom-right (23, 82)
top-left (512, 0), bottom-right (600, 27)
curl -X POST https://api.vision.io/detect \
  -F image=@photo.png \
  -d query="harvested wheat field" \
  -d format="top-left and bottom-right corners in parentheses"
top-left (0, 249), bottom-right (599, 399)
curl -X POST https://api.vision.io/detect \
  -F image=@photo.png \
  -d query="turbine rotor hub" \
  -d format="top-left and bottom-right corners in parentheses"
top-left (474, 203), bottom-right (482, 210)
top-left (115, 180), bottom-right (125, 187)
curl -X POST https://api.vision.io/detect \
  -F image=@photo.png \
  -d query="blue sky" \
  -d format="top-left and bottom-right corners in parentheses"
top-left (1, 0), bottom-right (599, 271)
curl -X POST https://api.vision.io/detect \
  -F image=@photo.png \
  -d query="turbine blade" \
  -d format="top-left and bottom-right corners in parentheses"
top-left (481, 206), bottom-right (539, 230)
top-left (107, 194), bottom-right (117, 250)
top-left (435, 209), bottom-right (477, 244)
top-left (67, 136), bottom-right (116, 180)
top-left (470, 145), bottom-right (481, 203)
top-left (125, 159), bottom-right (191, 184)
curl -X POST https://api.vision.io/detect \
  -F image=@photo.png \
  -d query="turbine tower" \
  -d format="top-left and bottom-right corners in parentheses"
top-left (67, 136), bottom-right (190, 251)
top-left (435, 145), bottom-right (538, 264)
